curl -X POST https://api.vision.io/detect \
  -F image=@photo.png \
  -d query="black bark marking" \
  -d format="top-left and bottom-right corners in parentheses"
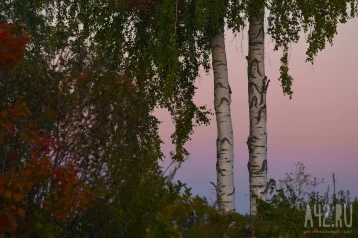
top-left (216, 161), bottom-right (225, 176)
top-left (255, 104), bottom-right (266, 124)
top-left (211, 44), bottom-right (224, 51)
top-left (248, 160), bottom-right (262, 177)
top-left (216, 138), bottom-right (220, 158)
top-left (252, 26), bottom-right (264, 41)
top-left (248, 77), bottom-right (270, 124)
top-left (221, 137), bottom-right (232, 146)
top-left (247, 161), bottom-right (252, 178)
top-left (246, 135), bottom-right (260, 154)
top-left (247, 135), bottom-right (259, 145)
top-left (217, 136), bottom-right (231, 176)
top-left (249, 96), bottom-right (258, 109)
top-left (248, 58), bottom-right (261, 78)
top-left (213, 62), bottom-right (226, 67)
top-left (228, 187), bottom-right (235, 196)
top-left (251, 184), bottom-right (265, 189)
top-left (249, 58), bottom-right (262, 78)
top-left (219, 169), bottom-right (226, 176)
top-left (260, 76), bottom-right (270, 105)
top-left (248, 76), bottom-right (270, 106)
top-left (249, 42), bottom-right (264, 46)
top-left (217, 97), bottom-right (230, 107)
top-left (258, 159), bottom-right (267, 174)
top-left (215, 82), bottom-right (229, 90)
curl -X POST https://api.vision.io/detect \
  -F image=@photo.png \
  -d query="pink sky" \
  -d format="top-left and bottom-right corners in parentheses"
top-left (156, 18), bottom-right (358, 214)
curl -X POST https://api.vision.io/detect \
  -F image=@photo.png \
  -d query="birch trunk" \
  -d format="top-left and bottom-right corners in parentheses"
top-left (211, 25), bottom-right (235, 213)
top-left (247, 7), bottom-right (269, 216)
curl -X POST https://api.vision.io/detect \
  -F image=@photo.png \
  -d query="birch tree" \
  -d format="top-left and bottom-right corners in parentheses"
top-left (212, 24), bottom-right (235, 213)
top-left (210, 0), bottom-right (247, 213)
top-left (246, 3), bottom-right (269, 216)
top-left (243, 0), bottom-right (358, 216)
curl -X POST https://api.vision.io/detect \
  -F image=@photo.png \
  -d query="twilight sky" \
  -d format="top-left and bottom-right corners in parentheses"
top-left (155, 18), bottom-right (358, 214)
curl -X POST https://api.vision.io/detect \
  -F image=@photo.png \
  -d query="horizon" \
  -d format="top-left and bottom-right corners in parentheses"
top-left (156, 17), bottom-right (358, 215)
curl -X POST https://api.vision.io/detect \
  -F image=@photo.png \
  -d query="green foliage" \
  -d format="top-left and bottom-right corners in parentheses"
top-left (1, 0), bottom-right (357, 237)
top-left (279, 48), bottom-right (294, 98)
top-left (0, 0), bottom-right (230, 162)
top-left (0, 1), bottom-right (233, 236)
top-left (254, 163), bottom-right (358, 237)
top-left (266, 0), bottom-right (358, 97)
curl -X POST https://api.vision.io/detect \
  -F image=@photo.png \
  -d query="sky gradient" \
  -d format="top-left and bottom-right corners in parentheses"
top-left (155, 18), bottom-right (358, 214)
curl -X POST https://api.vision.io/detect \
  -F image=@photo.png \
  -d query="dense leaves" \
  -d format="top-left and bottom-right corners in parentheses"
top-left (0, 0), bottom-right (357, 236)
top-left (266, 0), bottom-right (358, 97)
top-left (0, 24), bottom-right (28, 69)
top-left (0, 101), bottom-right (93, 236)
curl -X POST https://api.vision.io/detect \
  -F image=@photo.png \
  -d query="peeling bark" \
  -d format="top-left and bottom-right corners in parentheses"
top-left (247, 8), bottom-right (269, 216)
top-left (212, 25), bottom-right (235, 213)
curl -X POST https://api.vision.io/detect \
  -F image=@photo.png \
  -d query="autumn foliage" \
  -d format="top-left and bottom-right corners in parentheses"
top-left (0, 24), bottom-right (93, 236)
top-left (0, 1), bottom-right (357, 235)
top-left (0, 24), bottom-right (28, 69)
top-left (0, 102), bottom-right (94, 235)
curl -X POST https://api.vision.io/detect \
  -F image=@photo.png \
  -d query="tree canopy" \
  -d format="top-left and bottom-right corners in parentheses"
top-left (0, 0), bottom-right (357, 236)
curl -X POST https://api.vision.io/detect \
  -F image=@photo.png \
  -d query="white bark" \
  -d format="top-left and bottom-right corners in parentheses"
top-left (211, 25), bottom-right (235, 213)
top-left (247, 8), bottom-right (269, 216)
